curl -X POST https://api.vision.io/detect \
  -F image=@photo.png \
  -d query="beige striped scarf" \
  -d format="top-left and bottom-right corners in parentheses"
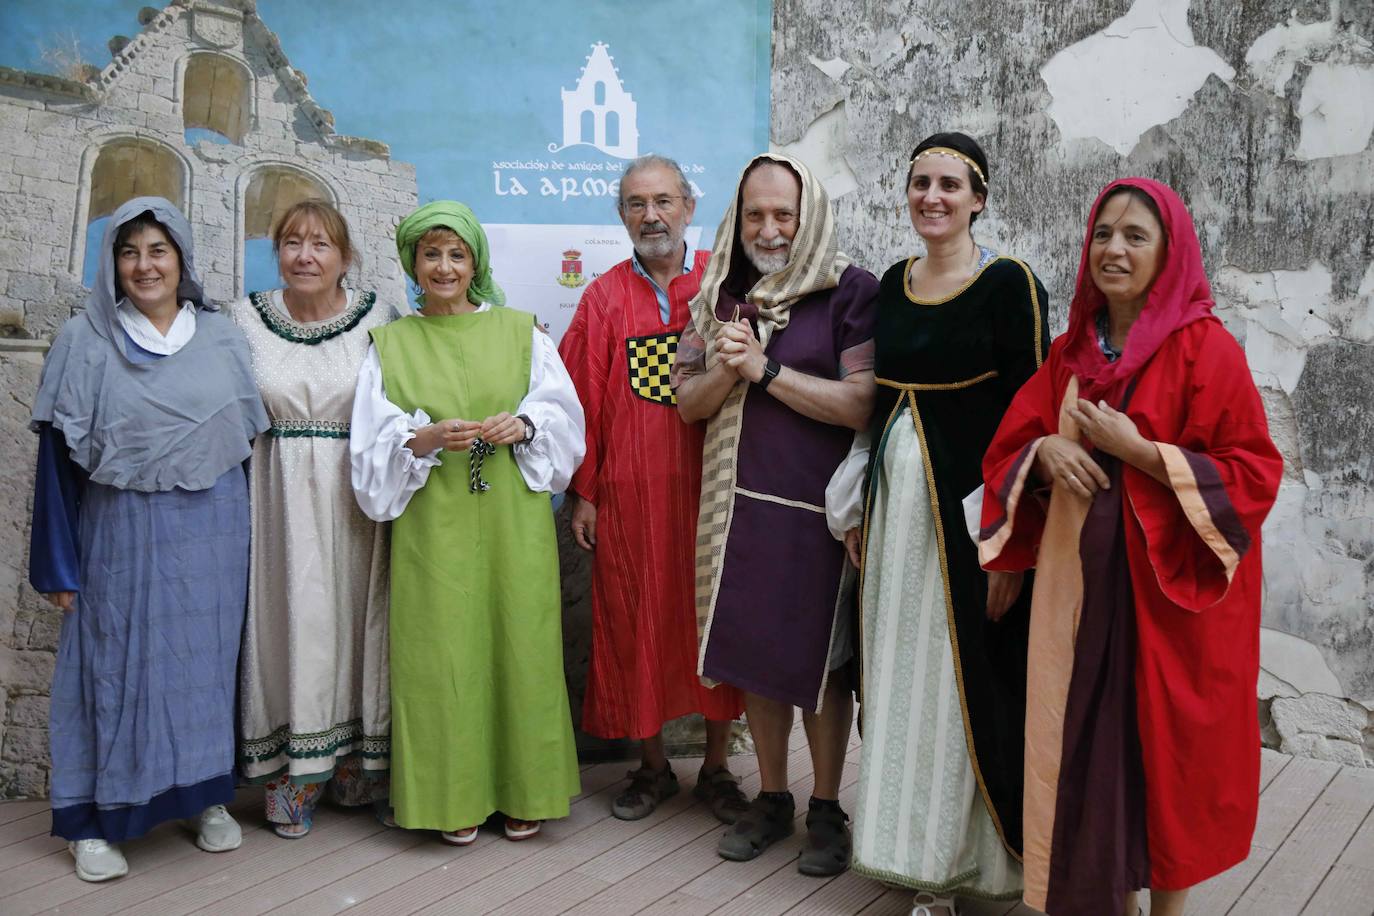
top-left (690, 153), bottom-right (852, 679)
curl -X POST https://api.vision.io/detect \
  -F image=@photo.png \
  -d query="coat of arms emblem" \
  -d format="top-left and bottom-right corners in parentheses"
top-left (557, 249), bottom-right (587, 288)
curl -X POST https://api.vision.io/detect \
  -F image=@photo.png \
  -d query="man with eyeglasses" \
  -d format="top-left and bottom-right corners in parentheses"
top-left (559, 155), bottom-right (746, 825)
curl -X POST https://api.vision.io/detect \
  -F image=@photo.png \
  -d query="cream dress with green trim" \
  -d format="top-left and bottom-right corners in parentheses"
top-left (230, 288), bottom-right (393, 785)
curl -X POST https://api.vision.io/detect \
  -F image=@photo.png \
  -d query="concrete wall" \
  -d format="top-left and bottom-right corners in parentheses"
top-left (772, 0), bottom-right (1373, 765)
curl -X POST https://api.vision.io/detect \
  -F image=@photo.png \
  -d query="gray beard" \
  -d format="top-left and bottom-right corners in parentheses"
top-left (633, 224), bottom-right (682, 261)
top-left (746, 244), bottom-right (790, 275)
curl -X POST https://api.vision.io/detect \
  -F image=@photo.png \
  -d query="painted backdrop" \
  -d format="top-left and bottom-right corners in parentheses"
top-left (0, 0), bottom-right (770, 796)
top-left (0, 0), bottom-right (771, 338)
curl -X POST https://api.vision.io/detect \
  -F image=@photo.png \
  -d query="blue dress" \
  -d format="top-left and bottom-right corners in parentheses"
top-left (31, 334), bottom-right (250, 842)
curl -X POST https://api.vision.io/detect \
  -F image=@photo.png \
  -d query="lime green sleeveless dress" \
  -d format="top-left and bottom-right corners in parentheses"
top-left (370, 307), bottom-right (580, 829)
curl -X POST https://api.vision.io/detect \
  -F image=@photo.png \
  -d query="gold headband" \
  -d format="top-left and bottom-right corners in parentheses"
top-left (910, 147), bottom-right (987, 186)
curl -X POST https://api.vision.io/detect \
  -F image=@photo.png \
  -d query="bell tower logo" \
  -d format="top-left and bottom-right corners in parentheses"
top-left (549, 42), bottom-right (639, 159)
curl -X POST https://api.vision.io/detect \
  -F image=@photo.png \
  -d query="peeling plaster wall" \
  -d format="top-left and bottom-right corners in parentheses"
top-left (774, 0), bottom-right (1373, 764)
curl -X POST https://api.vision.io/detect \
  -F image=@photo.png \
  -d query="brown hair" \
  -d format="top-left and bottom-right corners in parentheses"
top-left (113, 211), bottom-right (182, 300)
top-left (1097, 184), bottom-right (1165, 235)
top-left (114, 211), bottom-right (181, 259)
top-left (909, 131), bottom-right (989, 224)
top-left (415, 225), bottom-right (465, 249)
top-left (271, 199), bottom-right (357, 274)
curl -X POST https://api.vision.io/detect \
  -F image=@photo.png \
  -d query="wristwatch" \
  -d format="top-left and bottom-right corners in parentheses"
top-left (757, 358), bottom-right (781, 391)
top-left (518, 414), bottom-right (536, 442)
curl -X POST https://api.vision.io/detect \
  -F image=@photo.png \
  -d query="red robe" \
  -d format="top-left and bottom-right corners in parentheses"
top-left (559, 253), bottom-right (743, 739)
top-left (979, 318), bottom-right (1282, 914)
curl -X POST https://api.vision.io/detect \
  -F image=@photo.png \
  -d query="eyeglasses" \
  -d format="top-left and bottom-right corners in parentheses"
top-left (623, 195), bottom-right (684, 215)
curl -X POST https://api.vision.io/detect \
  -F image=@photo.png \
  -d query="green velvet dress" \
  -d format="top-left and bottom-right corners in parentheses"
top-left (370, 307), bottom-right (579, 829)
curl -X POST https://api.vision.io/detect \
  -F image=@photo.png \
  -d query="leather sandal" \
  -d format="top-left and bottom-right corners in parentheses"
top-left (612, 764), bottom-right (678, 820)
top-left (797, 802), bottom-right (850, 876)
top-left (717, 793), bottom-right (795, 861)
top-left (693, 766), bottom-right (749, 824)
top-left (503, 817), bottom-right (541, 840)
top-left (439, 826), bottom-right (478, 846)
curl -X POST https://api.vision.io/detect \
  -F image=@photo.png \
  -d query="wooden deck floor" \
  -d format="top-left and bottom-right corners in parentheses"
top-left (1, 723), bottom-right (1371, 916)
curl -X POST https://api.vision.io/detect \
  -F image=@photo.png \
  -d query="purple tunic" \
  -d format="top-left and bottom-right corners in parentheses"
top-left (700, 266), bottom-right (877, 710)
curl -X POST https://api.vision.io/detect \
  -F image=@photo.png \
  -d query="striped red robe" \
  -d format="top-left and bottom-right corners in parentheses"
top-left (559, 253), bottom-right (743, 739)
top-left (979, 317), bottom-right (1282, 915)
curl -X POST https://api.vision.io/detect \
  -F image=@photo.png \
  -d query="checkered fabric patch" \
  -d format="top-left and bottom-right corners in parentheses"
top-left (625, 332), bottom-right (679, 406)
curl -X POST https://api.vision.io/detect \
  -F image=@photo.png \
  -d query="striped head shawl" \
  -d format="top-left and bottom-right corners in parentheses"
top-left (689, 153), bottom-right (852, 700)
top-left (688, 153), bottom-right (851, 357)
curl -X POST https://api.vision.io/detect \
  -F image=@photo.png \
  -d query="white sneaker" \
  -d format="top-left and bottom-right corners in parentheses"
top-left (68, 839), bottom-right (129, 882)
top-left (187, 804), bottom-right (242, 852)
top-left (910, 892), bottom-right (958, 916)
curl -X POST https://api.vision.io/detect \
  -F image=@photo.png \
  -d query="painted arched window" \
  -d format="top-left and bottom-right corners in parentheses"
top-left (580, 109), bottom-right (596, 146)
top-left (605, 111), bottom-right (619, 148)
top-left (183, 53), bottom-right (250, 145)
top-left (594, 80), bottom-right (606, 106)
top-left (82, 139), bottom-right (186, 287)
top-left (242, 167), bottom-right (332, 293)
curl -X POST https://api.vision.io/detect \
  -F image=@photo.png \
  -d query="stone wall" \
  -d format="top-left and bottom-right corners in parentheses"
top-left (0, 0), bottom-right (418, 798)
top-left (772, 0), bottom-right (1373, 765)
top-left (0, 342), bottom-right (49, 797)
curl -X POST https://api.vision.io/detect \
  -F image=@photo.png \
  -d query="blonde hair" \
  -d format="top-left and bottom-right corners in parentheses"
top-left (271, 199), bottom-right (357, 273)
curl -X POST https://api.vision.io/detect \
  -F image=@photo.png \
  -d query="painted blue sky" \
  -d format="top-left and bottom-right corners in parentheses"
top-left (0, 0), bottom-right (771, 232)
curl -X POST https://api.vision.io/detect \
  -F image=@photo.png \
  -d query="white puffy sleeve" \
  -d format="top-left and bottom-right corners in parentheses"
top-left (824, 430), bottom-right (871, 540)
top-left (513, 326), bottom-right (586, 494)
top-left (349, 344), bottom-right (443, 521)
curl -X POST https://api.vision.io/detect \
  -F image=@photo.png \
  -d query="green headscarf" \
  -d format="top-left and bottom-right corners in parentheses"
top-left (395, 200), bottom-right (507, 307)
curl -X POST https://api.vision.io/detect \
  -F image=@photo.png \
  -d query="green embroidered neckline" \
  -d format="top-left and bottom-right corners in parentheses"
top-left (249, 290), bottom-right (375, 345)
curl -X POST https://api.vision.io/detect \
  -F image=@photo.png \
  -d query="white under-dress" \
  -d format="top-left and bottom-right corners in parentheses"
top-left (827, 422), bottom-right (1021, 899)
top-left (349, 302), bottom-right (585, 520)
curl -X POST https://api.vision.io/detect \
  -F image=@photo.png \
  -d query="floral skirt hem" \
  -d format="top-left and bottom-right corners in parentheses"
top-left (262, 754), bottom-right (389, 825)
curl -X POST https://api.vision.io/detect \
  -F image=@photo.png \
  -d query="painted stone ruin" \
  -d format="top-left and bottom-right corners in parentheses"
top-left (0, 0), bottom-right (734, 799)
top-left (0, 0), bottom-right (425, 798)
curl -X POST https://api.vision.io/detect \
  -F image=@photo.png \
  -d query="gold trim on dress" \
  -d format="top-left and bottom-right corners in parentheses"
top-left (903, 254), bottom-right (1001, 306)
top-left (906, 388), bottom-right (1020, 862)
top-left (876, 371), bottom-right (999, 391)
top-left (1003, 256), bottom-right (1045, 367)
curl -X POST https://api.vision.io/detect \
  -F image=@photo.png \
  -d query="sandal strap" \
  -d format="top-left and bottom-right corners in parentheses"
top-left (701, 770), bottom-right (747, 802)
top-left (731, 795), bottom-right (792, 840)
top-left (624, 764), bottom-right (670, 795)
top-left (806, 805), bottom-right (849, 840)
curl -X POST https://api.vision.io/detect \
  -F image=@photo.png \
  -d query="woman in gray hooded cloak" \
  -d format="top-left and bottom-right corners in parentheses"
top-left (28, 197), bottom-right (269, 882)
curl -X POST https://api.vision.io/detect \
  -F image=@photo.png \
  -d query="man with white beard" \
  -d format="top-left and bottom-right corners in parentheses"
top-left (672, 154), bottom-right (878, 877)
top-left (559, 155), bottom-right (746, 824)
